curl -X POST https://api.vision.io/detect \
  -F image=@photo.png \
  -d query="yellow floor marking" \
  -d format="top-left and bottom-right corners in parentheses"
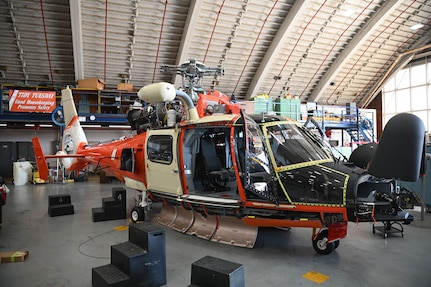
top-left (114, 225), bottom-right (129, 231)
top-left (302, 271), bottom-right (330, 284)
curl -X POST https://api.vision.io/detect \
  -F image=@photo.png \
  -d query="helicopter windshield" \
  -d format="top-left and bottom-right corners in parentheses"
top-left (264, 122), bottom-right (332, 167)
top-left (240, 117), bottom-right (277, 201)
top-left (239, 116), bottom-right (345, 204)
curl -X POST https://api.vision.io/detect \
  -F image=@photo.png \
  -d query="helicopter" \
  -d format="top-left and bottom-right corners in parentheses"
top-left (32, 59), bottom-right (423, 255)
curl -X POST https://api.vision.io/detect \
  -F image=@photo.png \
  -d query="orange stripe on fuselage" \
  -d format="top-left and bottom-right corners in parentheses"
top-left (66, 114), bottom-right (80, 128)
top-left (242, 217), bottom-right (322, 228)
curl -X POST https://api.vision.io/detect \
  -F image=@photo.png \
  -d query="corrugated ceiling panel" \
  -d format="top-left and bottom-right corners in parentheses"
top-left (0, 0), bottom-right (430, 108)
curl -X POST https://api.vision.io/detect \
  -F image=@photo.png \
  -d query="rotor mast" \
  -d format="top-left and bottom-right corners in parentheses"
top-left (160, 59), bottom-right (224, 102)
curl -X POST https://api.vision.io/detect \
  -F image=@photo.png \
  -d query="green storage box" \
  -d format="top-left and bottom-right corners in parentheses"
top-left (250, 97), bottom-right (273, 114)
top-left (274, 98), bottom-right (300, 120)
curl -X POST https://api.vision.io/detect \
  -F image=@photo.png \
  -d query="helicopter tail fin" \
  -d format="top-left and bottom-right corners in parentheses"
top-left (31, 88), bottom-right (89, 179)
top-left (60, 88), bottom-right (88, 170)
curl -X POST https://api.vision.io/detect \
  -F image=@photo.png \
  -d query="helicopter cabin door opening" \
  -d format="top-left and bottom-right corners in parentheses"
top-left (145, 129), bottom-right (182, 196)
top-left (182, 126), bottom-right (238, 199)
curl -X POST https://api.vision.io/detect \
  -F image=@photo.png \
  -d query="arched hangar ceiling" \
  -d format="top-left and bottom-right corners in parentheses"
top-left (1, 0), bottom-right (430, 107)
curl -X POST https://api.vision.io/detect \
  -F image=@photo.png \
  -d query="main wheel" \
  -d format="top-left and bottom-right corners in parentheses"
top-left (312, 230), bottom-right (334, 255)
top-left (131, 206), bottom-right (145, 223)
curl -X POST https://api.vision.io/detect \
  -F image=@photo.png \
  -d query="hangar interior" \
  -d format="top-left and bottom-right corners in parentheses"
top-left (1, 1), bottom-right (431, 287)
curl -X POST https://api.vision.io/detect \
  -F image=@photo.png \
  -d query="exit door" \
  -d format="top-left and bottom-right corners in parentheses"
top-left (145, 129), bottom-right (182, 196)
top-left (0, 142), bottom-right (15, 178)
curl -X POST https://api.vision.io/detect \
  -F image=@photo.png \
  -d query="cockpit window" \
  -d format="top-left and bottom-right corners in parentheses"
top-left (247, 121), bottom-right (271, 174)
top-left (265, 123), bottom-right (331, 166)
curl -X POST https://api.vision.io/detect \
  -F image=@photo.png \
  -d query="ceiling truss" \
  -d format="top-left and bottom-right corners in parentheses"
top-left (0, 0), bottom-right (430, 107)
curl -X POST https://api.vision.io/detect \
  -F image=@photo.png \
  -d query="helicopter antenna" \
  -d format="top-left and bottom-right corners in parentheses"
top-left (160, 59), bottom-right (224, 101)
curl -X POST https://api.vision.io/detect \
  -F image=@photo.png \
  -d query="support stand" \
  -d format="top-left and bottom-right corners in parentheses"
top-left (372, 221), bottom-right (404, 239)
top-left (92, 223), bottom-right (166, 287)
top-left (188, 256), bottom-right (244, 287)
top-left (48, 194), bottom-right (74, 217)
top-left (92, 187), bottom-right (126, 222)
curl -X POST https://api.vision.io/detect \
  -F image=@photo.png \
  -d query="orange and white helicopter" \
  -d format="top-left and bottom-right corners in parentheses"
top-left (33, 60), bottom-right (421, 254)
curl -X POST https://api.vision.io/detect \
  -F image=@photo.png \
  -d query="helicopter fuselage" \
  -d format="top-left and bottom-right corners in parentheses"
top-left (32, 82), bottom-right (413, 254)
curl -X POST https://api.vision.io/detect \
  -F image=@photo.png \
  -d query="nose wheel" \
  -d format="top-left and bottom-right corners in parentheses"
top-left (312, 229), bottom-right (335, 255)
top-left (131, 206), bottom-right (145, 223)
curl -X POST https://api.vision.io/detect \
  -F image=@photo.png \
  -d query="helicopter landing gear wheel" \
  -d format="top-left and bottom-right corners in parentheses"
top-left (131, 206), bottom-right (145, 223)
top-left (312, 230), bottom-right (335, 255)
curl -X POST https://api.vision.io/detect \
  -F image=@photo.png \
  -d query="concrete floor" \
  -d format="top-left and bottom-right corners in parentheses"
top-left (0, 177), bottom-right (431, 287)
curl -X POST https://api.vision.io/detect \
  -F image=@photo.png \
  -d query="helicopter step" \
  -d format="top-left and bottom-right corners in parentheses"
top-left (155, 204), bottom-right (258, 248)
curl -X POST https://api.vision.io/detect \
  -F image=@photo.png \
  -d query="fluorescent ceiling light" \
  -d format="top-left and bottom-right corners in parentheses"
top-left (410, 23), bottom-right (424, 30)
top-left (109, 125), bottom-right (131, 129)
top-left (342, 9), bottom-right (356, 17)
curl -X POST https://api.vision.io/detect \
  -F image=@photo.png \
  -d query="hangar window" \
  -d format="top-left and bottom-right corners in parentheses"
top-left (147, 135), bottom-right (173, 164)
top-left (383, 58), bottom-right (430, 132)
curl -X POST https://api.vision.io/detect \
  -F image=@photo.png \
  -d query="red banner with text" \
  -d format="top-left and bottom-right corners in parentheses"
top-left (9, 90), bottom-right (57, 113)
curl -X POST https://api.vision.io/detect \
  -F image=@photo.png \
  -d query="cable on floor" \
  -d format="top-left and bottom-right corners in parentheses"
top-left (77, 229), bottom-right (116, 260)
